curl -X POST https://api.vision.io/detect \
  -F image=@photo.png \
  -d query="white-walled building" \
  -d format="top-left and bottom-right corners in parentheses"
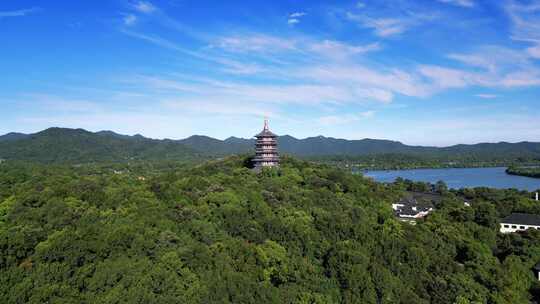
top-left (534, 263), bottom-right (540, 281)
top-left (500, 213), bottom-right (540, 233)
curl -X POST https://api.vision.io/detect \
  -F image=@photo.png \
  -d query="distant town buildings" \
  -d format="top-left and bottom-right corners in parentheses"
top-left (253, 119), bottom-right (279, 169)
top-left (500, 213), bottom-right (540, 233)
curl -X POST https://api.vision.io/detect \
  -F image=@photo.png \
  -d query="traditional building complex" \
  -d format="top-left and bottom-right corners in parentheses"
top-left (253, 119), bottom-right (279, 168)
top-left (500, 213), bottom-right (540, 233)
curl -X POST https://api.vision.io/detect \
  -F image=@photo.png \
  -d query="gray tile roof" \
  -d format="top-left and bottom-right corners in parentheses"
top-left (501, 213), bottom-right (540, 226)
top-left (255, 129), bottom-right (277, 137)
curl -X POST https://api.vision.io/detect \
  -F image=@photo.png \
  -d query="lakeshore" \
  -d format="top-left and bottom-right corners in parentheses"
top-left (364, 167), bottom-right (540, 191)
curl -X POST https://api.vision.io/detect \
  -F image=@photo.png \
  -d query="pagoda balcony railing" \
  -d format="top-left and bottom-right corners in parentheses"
top-left (255, 135), bottom-right (278, 139)
top-left (253, 156), bottom-right (280, 161)
top-left (257, 154), bottom-right (278, 158)
top-left (255, 142), bottom-right (277, 146)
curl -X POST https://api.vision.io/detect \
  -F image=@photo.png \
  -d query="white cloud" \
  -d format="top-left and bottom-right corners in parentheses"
top-left (0, 7), bottom-right (39, 18)
top-left (123, 14), bottom-right (137, 26)
top-left (318, 112), bottom-right (374, 126)
top-left (288, 12), bottom-right (306, 25)
top-left (528, 44), bottom-right (540, 58)
top-left (133, 1), bottom-right (156, 14)
top-left (300, 65), bottom-right (430, 100)
top-left (214, 58), bottom-right (267, 75)
top-left (346, 6), bottom-right (438, 38)
top-left (361, 110), bottom-right (375, 118)
top-left (132, 70), bottom-right (404, 106)
top-left (504, 0), bottom-right (540, 62)
top-left (505, 0), bottom-right (540, 42)
top-left (288, 18), bottom-right (300, 25)
top-left (445, 45), bottom-right (540, 88)
top-left (347, 14), bottom-right (409, 37)
top-left (215, 34), bottom-right (297, 53)
top-left (419, 65), bottom-right (473, 89)
top-left (309, 40), bottom-right (380, 59)
top-left (213, 34), bottom-right (380, 60)
top-left (448, 46), bottom-right (529, 72)
top-left (437, 0), bottom-right (474, 8)
top-left (475, 94), bottom-right (497, 99)
top-left (123, 24), bottom-right (540, 117)
top-left (447, 53), bottom-right (496, 72)
top-left (418, 62), bottom-right (540, 89)
top-left (162, 99), bottom-right (277, 118)
top-left (289, 12), bottom-right (306, 18)
top-left (500, 70), bottom-right (540, 87)
top-left (356, 89), bottom-right (393, 104)
top-left (120, 30), bottom-right (205, 59)
top-left (356, 2), bottom-right (366, 9)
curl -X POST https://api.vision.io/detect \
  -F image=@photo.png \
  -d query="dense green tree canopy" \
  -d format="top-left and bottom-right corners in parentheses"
top-left (1, 156), bottom-right (540, 303)
top-left (507, 166), bottom-right (540, 179)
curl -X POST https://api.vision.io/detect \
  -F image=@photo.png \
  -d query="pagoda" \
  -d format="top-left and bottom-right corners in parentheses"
top-left (253, 119), bottom-right (279, 168)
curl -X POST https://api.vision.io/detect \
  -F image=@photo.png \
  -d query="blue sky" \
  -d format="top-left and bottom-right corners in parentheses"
top-left (1, 0), bottom-right (539, 146)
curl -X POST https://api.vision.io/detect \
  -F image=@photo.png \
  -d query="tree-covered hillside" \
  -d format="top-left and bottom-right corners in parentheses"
top-left (507, 166), bottom-right (540, 178)
top-left (1, 128), bottom-right (540, 166)
top-left (0, 128), bottom-right (203, 163)
top-left (1, 156), bottom-right (540, 303)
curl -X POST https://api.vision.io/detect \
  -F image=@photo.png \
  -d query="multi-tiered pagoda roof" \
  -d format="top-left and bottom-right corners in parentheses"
top-left (253, 119), bottom-right (279, 168)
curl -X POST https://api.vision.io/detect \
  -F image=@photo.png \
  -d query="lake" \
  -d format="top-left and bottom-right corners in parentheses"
top-left (364, 167), bottom-right (540, 191)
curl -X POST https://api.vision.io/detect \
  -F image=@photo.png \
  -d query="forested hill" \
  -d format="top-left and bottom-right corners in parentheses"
top-left (0, 128), bottom-right (203, 163)
top-left (1, 127), bottom-right (540, 163)
top-left (1, 156), bottom-right (540, 303)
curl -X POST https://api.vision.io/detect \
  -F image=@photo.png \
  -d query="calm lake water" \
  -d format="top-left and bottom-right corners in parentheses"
top-left (364, 167), bottom-right (540, 191)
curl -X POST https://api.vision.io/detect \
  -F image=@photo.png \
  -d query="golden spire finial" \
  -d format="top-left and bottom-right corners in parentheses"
top-left (263, 117), bottom-right (269, 130)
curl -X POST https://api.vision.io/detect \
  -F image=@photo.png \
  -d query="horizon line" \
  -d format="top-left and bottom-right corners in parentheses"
top-left (1, 126), bottom-right (538, 149)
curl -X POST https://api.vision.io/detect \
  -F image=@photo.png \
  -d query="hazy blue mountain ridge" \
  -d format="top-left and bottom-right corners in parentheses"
top-left (0, 127), bottom-right (539, 163)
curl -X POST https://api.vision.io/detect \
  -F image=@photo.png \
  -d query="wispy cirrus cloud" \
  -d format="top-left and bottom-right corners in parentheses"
top-left (214, 34), bottom-right (298, 53)
top-left (123, 14), bottom-right (137, 26)
top-left (122, 23), bottom-right (540, 107)
top-left (290, 12), bottom-right (306, 18)
top-left (116, 2), bottom-right (540, 122)
top-left (528, 44), bottom-right (540, 58)
top-left (505, 0), bottom-right (540, 42)
top-left (132, 1), bottom-right (156, 14)
top-left (299, 65), bottom-right (429, 100)
top-left (346, 9), bottom-right (437, 38)
top-left (475, 94), bottom-right (497, 99)
top-left (309, 40), bottom-right (380, 59)
top-left (318, 111), bottom-right (375, 126)
top-left (356, 2), bottom-right (366, 9)
top-left (437, 0), bottom-right (475, 8)
top-left (0, 7), bottom-right (39, 18)
top-left (504, 0), bottom-right (540, 59)
top-left (120, 30), bottom-right (204, 58)
top-left (444, 45), bottom-right (540, 88)
top-left (448, 46), bottom-right (530, 72)
top-left (288, 11), bottom-right (306, 25)
top-left (346, 14), bottom-right (410, 37)
top-left (287, 19), bottom-right (300, 25)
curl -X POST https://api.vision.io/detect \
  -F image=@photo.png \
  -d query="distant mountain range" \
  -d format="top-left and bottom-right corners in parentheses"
top-left (0, 127), bottom-right (539, 163)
